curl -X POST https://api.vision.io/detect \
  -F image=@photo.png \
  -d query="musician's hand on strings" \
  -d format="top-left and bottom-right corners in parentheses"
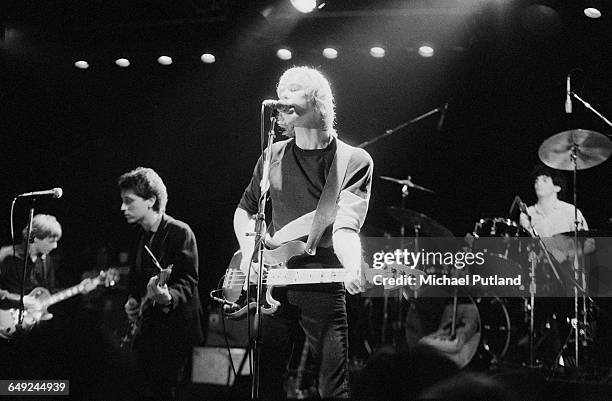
top-left (23, 294), bottom-right (43, 311)
top-left (240, 258), bottom-right (267, 285)
top-left (146, 276), bottom-right (172, 306)
top-left (124, 297), bottom-right (140, 322)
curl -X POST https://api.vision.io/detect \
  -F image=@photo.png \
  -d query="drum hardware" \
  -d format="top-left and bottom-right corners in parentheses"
top-left (380, 175), bottom-right (450, 347)
top-left (387, 206), bottom-right (454, 238)
top-left (471, 217), bottom-right (527, 263)
top-left (525, 240), bottom-right (543, 368)
top-left (538, 128), bottom-right (612, 369)
top-left (380, 175), bottom-right (436, 194)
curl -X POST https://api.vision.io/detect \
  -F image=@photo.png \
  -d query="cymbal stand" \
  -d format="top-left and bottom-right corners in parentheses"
top-left (569, 142), bottom-right (587, 368)
top-left (395, 184), bottom-right (412, 346)
top-left (526, 243), bottom-right (539, 368)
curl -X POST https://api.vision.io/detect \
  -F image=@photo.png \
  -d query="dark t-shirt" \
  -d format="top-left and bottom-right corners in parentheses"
top-left (238, 137), bottom-right (373, 268)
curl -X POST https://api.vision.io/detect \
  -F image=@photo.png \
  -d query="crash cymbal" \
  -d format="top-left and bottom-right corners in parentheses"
top-left (379, 175), bottom-right (435, 194)
top-left (538, 129), bottom-right (612, 170)
top-left (387, 206), bottom-right (453, 237)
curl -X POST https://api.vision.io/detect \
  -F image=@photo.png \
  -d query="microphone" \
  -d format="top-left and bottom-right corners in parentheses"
top-left (262, 99), bottom-right (295, 113)
top-left (17, 188), bottom-right (63, 199)
top-left (509, 195), bottom-right (529, 216)
top-left (565, 74), bottom-right (572, 114)
top-left (437, 101), bottom-right (449, 131)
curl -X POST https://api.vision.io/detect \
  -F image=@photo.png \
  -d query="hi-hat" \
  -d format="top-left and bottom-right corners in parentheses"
top-left (379, 175), bottom-right (435, 194)
top-left (538, 129), bottom-right (612, 171)
top-left (387, 206), bottom-right (453, 237)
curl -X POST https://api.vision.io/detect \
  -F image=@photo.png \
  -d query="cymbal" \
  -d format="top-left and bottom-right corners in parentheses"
top-left (379, 175), bottom-right (435, 194)
top-left (555, 229), bottom-right (609, 238)
top-left (538, 129), bottom-right (612, 171)
top-left (387, 206), bottom-right (453, 237)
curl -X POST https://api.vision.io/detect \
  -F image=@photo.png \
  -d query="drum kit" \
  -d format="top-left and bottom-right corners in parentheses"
top-left (369, 129), bottom-right (612, 373)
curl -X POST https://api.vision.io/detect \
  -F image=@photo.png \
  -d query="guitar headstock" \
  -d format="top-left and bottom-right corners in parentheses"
top-left (158, 264), bottom-right (173, 286)
top-left (81, 268), bottom-right (120, 294)
top-left (100, 268), bottom-right (120, 287)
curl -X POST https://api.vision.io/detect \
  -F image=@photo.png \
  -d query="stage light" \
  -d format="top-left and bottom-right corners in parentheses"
top-left (322, 48), bottom-right (338, 59)
top-left (584, 7), bottom-right (602, 18)
top-left (115, 58), bottom-right (130, 68)
top-left (74, 60), bottom-right (89, 69)
top-left (200, 53), bottom-right (216, 64)
top-left (157, 56), bottom-right (173, 65)
top-left (276, 48), bottom-right (292, 60)
top-left (290, 0), bottom-right (317, 14)
top-left (369, 47), bottom-right (385, 58)
top-left (418, 45), bottom-right (434, 58)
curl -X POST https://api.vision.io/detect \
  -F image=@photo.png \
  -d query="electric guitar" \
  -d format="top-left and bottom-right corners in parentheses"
top-left (120, 263), bottom-right (173, 349)
top-left (218, 240), bottom-right (426, 319)
top-left (0, 268), bottom-right (119, 340)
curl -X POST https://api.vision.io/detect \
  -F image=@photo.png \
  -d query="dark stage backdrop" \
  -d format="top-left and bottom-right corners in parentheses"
top-left (1, 0), bottom-right (611, 307)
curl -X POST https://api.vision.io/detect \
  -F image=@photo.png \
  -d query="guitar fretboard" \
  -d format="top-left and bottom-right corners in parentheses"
top-left (266, 269), bottom-right (349, 285)
top-left (45, 278), bottom-right (101, 307)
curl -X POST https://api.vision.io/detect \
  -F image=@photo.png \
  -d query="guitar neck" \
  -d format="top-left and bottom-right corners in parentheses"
top-left (45, 278), bottom-right (100, 307)
top-left (266, 269), bottom-right (349, 286)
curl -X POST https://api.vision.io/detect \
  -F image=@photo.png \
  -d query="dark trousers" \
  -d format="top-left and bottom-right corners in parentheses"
top-left (258, 285), bottom-right (349, 400)
top-left (134, 320), bottom-right (192, 401)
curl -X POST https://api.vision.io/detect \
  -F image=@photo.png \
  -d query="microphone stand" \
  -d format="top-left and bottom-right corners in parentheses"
top-left (248, 106), bottom-right (277, 400)
top-left (523, 210), bottom-right (562, 283)
top-left (357, 105), bottom-right (444, 148)
top-left (522, 211), bottom-right (556, 369)
top-left (570, 92), bottom-right (612, 129)
top-left (18, 198), bottom-right (37, 327)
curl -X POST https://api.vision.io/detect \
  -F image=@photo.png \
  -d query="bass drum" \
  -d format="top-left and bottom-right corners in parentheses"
top-left (406, 291), bottom-right (512, 370)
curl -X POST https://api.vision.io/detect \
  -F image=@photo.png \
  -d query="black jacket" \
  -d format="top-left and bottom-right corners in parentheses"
top-left (128, 214), bottom-right (204, 346)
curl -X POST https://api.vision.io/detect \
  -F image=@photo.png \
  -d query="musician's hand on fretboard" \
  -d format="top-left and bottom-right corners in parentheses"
top-left (146, 276), bottom-right (172, 305)
top-left (124, 297), bottom-right (140, 322)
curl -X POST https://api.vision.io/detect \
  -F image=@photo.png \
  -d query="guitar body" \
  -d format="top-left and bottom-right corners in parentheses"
top-left (221, 241), bottom-right (369, 320)
top-left (0, 269), bottom-right (118, 340)
top-left (0, 287), bottom-right (56, 339)
top-left (120, 264), bottom-right (173, 349)
top-left (221, 243), bottom-right (307, 319)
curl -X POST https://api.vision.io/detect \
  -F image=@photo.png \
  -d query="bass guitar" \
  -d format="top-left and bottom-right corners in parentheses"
top-left (0, 268), bottom-right (119, 340)
top-left (218, 241), bottom-right (426, 319)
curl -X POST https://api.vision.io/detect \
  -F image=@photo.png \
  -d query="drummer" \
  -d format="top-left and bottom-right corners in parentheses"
top-left (519, 164), bottom-right (594, 263)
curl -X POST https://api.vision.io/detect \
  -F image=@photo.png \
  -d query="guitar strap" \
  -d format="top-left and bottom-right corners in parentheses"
top-left (266, 138), bottom-right (354, 254)
top-left (304, 138), bottom-right (353, 255)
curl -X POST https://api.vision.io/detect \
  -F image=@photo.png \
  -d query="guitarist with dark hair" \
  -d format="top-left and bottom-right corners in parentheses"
top-left (119, 167), bottom-right (203, 401)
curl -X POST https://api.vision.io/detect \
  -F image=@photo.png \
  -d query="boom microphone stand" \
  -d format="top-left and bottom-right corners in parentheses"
top-left (569, 92), bottom-right (612, 129)
top-left (357, 102), bottom-right (448, 149)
